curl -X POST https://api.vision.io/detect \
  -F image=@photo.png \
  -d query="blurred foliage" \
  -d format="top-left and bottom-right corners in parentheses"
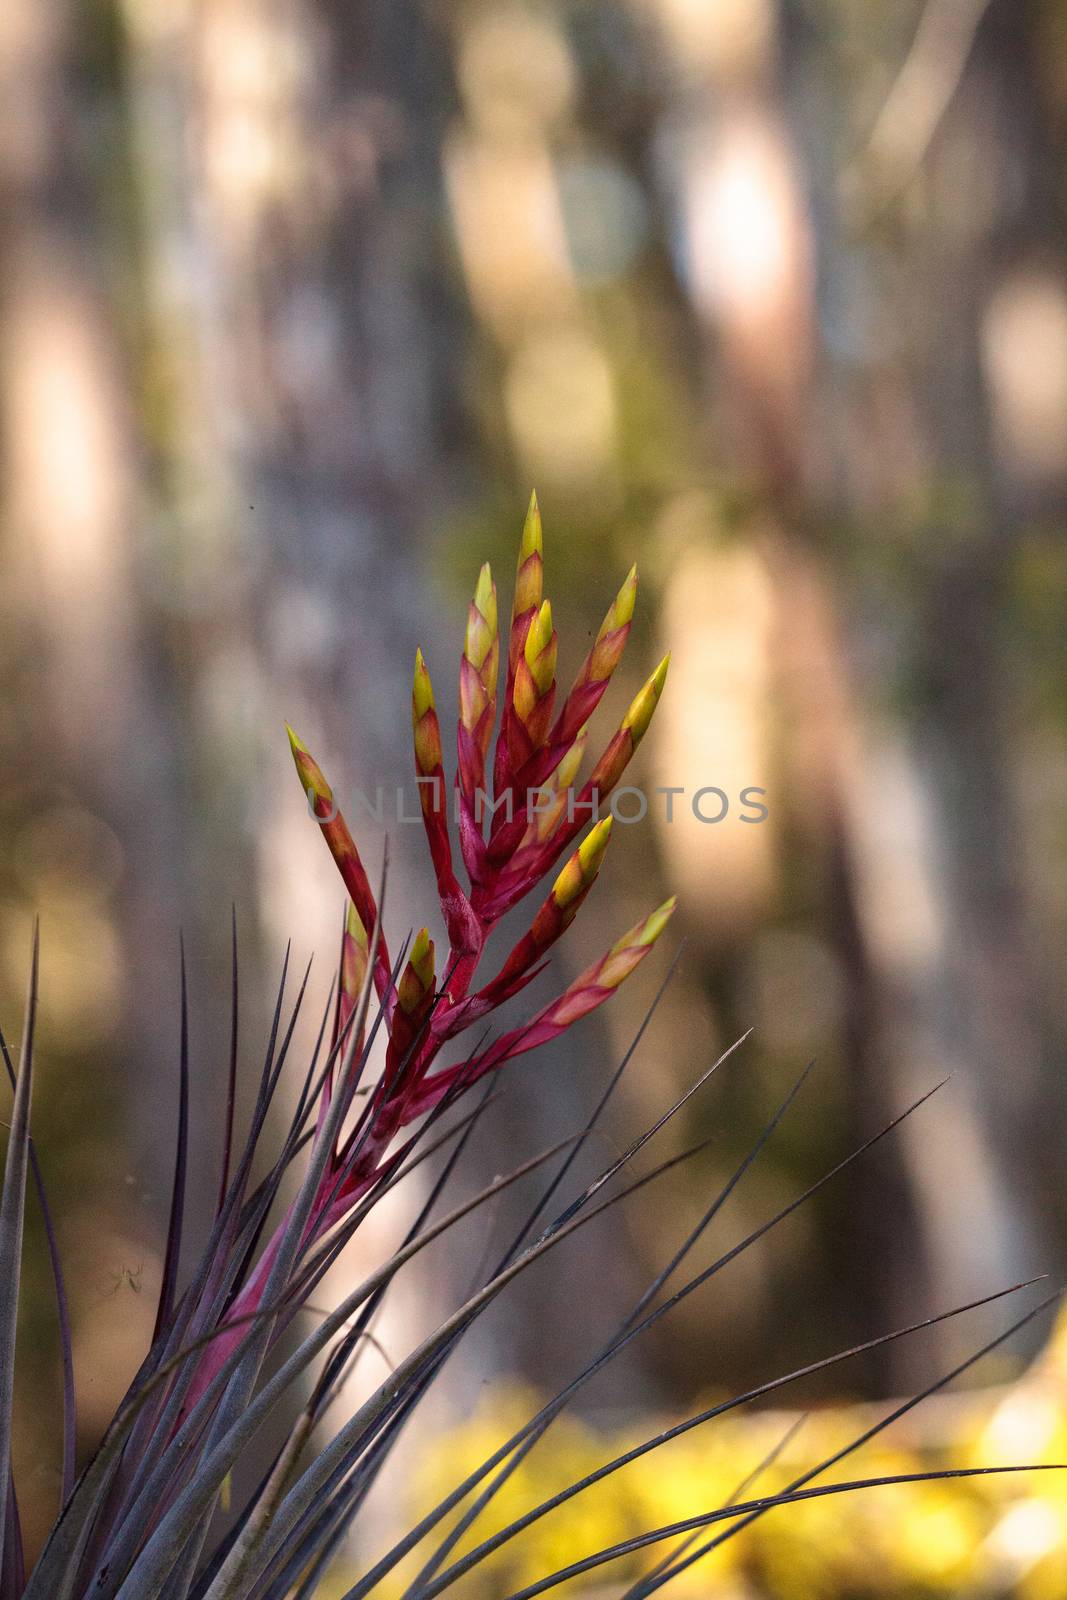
top-left (324, 1309), bottom-right (1067, 1599)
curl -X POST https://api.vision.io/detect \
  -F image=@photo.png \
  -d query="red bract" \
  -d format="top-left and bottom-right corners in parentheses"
top-left (183, 498), bottom-right (673, 1413)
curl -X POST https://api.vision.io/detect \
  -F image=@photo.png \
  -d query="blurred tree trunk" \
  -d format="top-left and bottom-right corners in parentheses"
top-left (784, 0), bottom-right (1063, 1356)
top-left (867, 0), bottom-right (1062, 1299)
top-left (0, 0), bottom-right (196, 1499)
top-left (636, 0), bottom-right (1060, 1387)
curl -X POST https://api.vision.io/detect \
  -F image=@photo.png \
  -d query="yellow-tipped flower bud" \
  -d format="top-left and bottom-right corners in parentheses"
top-left (398, 927), bottom-right (435, 1015)
top-left (523, 600), bottom-right (556, 694)
top-left (552, 816), bottom-right (613, 911)
top-left (553, 729), bottom-right (587, 793)
top-left (577, 813), bottom-right (613, 882)
top-left (599, 895), bottom-right (677, 989)
top-left (287, 723), bottom-right (333, 807)
top-left (605, 564), bottom-right (638, 634)
top-left (465, 564), bottom-right (498, 672)
top-left (410, 926), bottom-right (434, 987)
top-left (512, 491), bottom-right (544, 623)
top-left (621, 654), bottom-right (670, 744)
top-left (630, 893), bottom-right (677, 948)
top-left (520, 491), bottom-right (542, 563)
top-left (412, 648), bottom-right (435, 722)
top-left (412, 649), bottom-right (443, 777)
top-left (587, 565), bottom-right (637, 684)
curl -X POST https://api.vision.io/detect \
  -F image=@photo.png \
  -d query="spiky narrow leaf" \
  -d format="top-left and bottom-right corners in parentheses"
top-left (215, 907), bottom-right (240, 1218)
top-left (497, 1465), bottom-right (1065, 1600)
top-left (153, 939), bottom-right (190, 1343)
top-left (0, 927), bottom-right (37, 1569)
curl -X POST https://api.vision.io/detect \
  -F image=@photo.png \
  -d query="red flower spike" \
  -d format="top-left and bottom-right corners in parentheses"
top-left (287, 499), bottom-right (670, 1109)
top-left (203, 497), bottom-right (677, 1419)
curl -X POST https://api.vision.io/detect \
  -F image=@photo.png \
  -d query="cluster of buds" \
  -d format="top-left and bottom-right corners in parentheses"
top-left (184, 501), bottom-right (675, 1412)
top-left (287, 495), bottom-right (674, 1194)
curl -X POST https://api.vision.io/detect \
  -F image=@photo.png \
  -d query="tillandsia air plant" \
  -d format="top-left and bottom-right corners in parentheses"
top-left (0, 499), bottom-right (1061, 1600)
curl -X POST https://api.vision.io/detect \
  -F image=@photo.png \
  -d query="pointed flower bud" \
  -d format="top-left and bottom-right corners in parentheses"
top-left (495, 492), bottom-right (547, 798)
top-left (286, 724), bottom-right (391, 997)
top-left (594, 894), bottom-right (676, 990)
top-left (582, 652), bottom-right (670, 800)
top-left (531, 726), bottom-right (587, 843)
top-left (398, 927), bottom-right (435, 1017)
top-left (480, 724), bottom-right (588, 892)
top-left (525, 895), bottom-right (677, 1041)
top-left (621, 652), bottom-right (670, 743)
top-left (508, 599), bottom-right (557, 770)
top-left (604, 563), bottom-right (638, 629)
top-left (386, 927), bottom-right (439, 1088)
top-left (486, 818), bottom-right (614, 988)
top-left (553, 564), bottom-right (639, 748)
top-left (590, 563), bottom-right (637, 676)
top-left (523, 600), bottom-right (556, 694)
top-left (287, 723), bottom-right (333, 809)
top-left (465, 563), bottom-right (498, 672)
top-left (511, 491), bottom-right (544, 645)
top-left (412, 648), bottom-right (443, 778)
top-left (411, 653), bottom-right (480, 959)
top-left (458, 564), bottom-right (499, 806)
top-left (552, 815), bottom-right (612, 912)
top-left (553, 728), bottom-right (587, 791)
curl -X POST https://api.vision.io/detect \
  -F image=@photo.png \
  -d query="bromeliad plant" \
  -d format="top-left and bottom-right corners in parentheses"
top-left (0, 500), bottom-right (1059, 1600)
top-left (179, 495), bottom-right (675, 1418)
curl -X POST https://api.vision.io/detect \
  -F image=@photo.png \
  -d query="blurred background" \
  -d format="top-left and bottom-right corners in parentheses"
top-left (1, 0), bottom-right (1066, 1590)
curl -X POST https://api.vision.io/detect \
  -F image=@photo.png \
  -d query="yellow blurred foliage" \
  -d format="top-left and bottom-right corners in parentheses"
top-left (322, 1311), bottom-right (1067, 1599)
